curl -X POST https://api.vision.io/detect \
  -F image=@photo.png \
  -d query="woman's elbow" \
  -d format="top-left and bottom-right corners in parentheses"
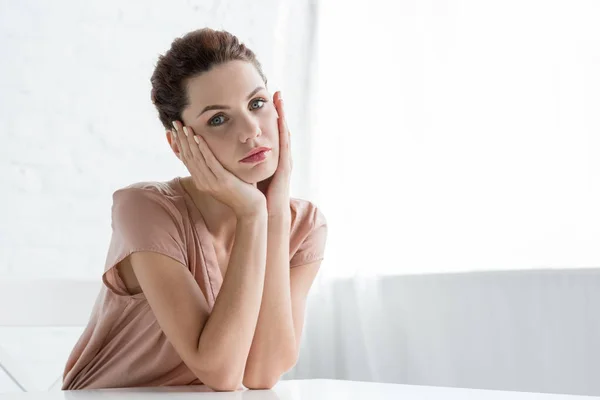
top-left (243, 356), bottom-right (295, 389)
top-left (207, 381), bottom-right (243, 392)
top-left (203, 375), bottom-right (243, 392)
top-left (192, 365), bottom-right (243, 392)
top-left (243, 374), bottom-right (281, 390)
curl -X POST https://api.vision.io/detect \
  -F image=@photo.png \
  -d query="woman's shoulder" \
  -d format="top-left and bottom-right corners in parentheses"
top-left (290, 197), bottom-right (327, 228)
top-left (289, 198), bottom-right (328, 268)
top-left (113, 177), bottom-right (181, 199)
top-left (110, 177), bottom-right (187, 221)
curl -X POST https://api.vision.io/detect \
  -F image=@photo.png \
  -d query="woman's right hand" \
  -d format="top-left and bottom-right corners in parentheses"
top-left (171, 121), bottom-right (266, 219)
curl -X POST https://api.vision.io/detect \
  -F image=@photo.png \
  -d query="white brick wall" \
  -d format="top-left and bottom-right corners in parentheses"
top-left (0, 0), bottom-right (316, 280)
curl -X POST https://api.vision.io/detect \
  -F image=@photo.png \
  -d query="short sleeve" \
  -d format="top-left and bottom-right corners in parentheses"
top-left (290, 206), bottom-right (328, 268)
top-left (102, 188), bottom-right (188, 296)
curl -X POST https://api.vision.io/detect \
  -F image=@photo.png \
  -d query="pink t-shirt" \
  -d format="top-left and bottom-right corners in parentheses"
top-left (62, 176), bottom-right (327, 390)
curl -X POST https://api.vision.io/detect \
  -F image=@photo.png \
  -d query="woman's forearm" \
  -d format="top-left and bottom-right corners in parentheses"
top-left (243, 214), bottom-right (296, 389)
top-left (195, 212), bottom-right (268, 389)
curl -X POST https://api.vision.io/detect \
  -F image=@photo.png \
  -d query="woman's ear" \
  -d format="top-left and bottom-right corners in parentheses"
top-left (166, 130), bottom-right (181, 160)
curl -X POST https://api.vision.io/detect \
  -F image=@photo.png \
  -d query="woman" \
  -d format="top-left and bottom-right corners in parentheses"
top-left (61, 28), bottom-right (328, 392)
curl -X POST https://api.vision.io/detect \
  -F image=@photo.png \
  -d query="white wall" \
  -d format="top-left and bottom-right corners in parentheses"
top-left (0, 0), bottom-right (316, 392)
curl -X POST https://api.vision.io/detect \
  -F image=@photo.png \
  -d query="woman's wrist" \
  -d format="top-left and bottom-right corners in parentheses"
top-left (235, 208), bottom-right (268, 223)
top-left (234, 199), bottom-right (268, 220)
top-left (267, 209), bottom-right (291, 223)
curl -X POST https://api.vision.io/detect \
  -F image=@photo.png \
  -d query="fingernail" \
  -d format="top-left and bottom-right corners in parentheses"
top-left (183, 126), bottom-right (189, 136)
top-left (172, 121), bottom-right (177, 130)
top-left (194, 136), bottom-right (200, 144)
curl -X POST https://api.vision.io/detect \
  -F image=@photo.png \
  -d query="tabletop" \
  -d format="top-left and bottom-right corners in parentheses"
top-left (0, 379), bottom-right (598, 400)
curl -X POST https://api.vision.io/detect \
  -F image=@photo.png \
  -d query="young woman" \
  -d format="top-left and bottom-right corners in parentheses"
top-left (61, 28), bottom-right (328, 392)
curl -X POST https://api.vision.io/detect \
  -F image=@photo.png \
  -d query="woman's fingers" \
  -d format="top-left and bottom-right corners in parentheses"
top-left (183, 125), bottom-right (219, 181)
top-left (275, 92), bottom-right (289, 134)
top-left (278, 94), bottom-right (288, 146)
top-left (172, 120), bottom-right (213, 182)
top-left (275, 92), bottom-right (292, 169)
top-left (172, 121), bottom-right (191, 160)
top-left (171, 121), bottom-right (233, 187)
top-left (190, 129), bottom-right (227, 179)
top-left (180, 124), bottom-right (205, 165)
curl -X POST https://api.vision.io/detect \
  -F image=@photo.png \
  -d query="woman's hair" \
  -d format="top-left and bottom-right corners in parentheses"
top-left (150, 28), bottom-right (268, 130)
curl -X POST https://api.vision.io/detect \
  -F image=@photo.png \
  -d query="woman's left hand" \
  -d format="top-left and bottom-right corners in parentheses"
top-left (259, 91), bottom-right (292, 218)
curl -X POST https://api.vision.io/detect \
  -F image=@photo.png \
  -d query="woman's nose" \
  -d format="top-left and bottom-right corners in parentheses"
top-left (239, 119), bottom-right (262, 143)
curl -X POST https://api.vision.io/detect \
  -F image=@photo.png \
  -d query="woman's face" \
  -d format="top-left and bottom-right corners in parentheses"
top-left (177, 60), bottom-right (279, 185)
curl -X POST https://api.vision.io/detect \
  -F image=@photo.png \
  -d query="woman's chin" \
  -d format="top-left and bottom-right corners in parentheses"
top-left (237, 162), bottom-right (277, 185)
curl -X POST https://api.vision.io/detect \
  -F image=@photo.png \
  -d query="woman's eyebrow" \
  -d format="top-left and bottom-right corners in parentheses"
top-left (196, 86), bottom-right (265, 117)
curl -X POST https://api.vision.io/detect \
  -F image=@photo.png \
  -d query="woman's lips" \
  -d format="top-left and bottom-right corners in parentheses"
top-left (240, 149), bottom-right (270, 163)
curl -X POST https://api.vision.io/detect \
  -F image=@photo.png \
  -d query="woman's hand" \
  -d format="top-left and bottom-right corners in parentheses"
top-left (258, 91), bottom-right (292, 218)
top-left (171, 121), bottom-right (266, 218)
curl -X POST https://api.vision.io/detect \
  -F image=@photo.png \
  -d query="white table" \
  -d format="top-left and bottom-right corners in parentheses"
top-left (1, 379), bottom-right (598, 399)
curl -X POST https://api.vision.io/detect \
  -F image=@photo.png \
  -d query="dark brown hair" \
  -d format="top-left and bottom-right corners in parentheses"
top-left (150, 28), bottom-right (268, 130)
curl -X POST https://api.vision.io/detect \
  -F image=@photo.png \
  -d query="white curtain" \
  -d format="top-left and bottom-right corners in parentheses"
top-left (306, 0), bottom-right (600, 280)
top-left (286, 269), bottom-right (600, 396)
top-left (286, 1), bottom-right (600, 395)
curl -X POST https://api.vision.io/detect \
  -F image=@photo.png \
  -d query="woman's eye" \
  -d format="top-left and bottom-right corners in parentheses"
top-left (209, 115), bottom-right (227, 126)
top-left (250, 99), bottom-right (266, 110)
top-left (209, 99), bottom-right (265, 126)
